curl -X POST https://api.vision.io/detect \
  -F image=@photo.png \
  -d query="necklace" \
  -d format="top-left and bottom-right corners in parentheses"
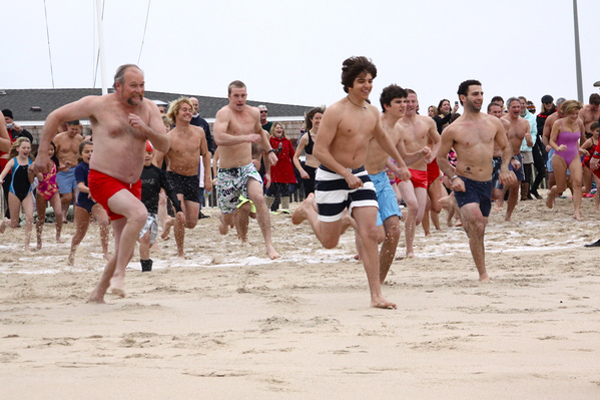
top-left (347, 96), bottom-right (367, 110)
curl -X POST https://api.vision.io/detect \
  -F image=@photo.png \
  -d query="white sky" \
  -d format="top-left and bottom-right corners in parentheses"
top-left (2, 0), bottom-right (600, 113)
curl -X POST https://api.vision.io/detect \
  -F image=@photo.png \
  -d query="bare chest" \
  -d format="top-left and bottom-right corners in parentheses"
top-left (168, 132), bottom-right (201, 156)
top-left (336, 112), bottom-right (376, 142)
top-left (507, 121), bottom-right (526, 140)
top-left (228, 113), bottom-right (256, 134)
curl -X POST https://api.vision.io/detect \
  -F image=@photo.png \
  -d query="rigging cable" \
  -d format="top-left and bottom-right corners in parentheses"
top-left (93, 0), bottom-right (106, 89)
top-left (42, 0), bottom-right (55, 88)
top-left (137, 0), bottom-right (152, 65)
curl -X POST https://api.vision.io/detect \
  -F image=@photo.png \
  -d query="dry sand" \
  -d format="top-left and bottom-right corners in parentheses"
top-left (1, 192), bottom-right (600, 399)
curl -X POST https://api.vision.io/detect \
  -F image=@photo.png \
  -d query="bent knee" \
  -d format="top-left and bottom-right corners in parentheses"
top-left (185, 221), bottom-right (198, 229)
top-left (430, 202), bottom-right (442, 214)
top-left (129, 208), bottom-right (148, 227)
top-left (322, 237), bottom-right (340, 249)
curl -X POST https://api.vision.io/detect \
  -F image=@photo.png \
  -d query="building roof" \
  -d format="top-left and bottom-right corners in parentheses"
top-left (0, 88), bottom-right (312, 122)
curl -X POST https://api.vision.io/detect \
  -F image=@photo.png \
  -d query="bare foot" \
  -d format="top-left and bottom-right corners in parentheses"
top-left (56, 235), bottom-right (65, 244)
top-left (406, 251), bottom-right (415, 258)
top-left (36, 241), bottom-right (42, 250)
top-left (479, 273), bottom-right (493, 282)
top-left (266, 245), bottom-right (280, 260)
top-left (67, 253), bottom-right (75, 266)
top-left (103, 252), bottom-right (111, 262)
top-left (504, 214), bottom-right (512, 222)
top-left (574, 214), bottom-right (582, 221)
top-left (177, 253), bottom-right (186, 260)
top-left (546, 194), bottom-right (554, 209)
top-left (493, 203), bottom-right (503, 212)
top-left (371, 296), bottom-right (397, 309)
top-left (291, 193), bottom-right (314, 225)
top-left (110, 287), bottom-right (126, 298)
top-left (87, 296), bottom-right (106, 304)
top-left (353, 253), bottom-right (361, 261)
top-left (110, 275), bottom-right (125, 298)
top-left (0, 220), bottom-right (6, 234)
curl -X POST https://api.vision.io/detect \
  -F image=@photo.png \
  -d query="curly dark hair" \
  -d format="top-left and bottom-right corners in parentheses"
top-left (341, 56), bottom-right (377, 93)
top-left (379, 84), bottom-right (407, 112)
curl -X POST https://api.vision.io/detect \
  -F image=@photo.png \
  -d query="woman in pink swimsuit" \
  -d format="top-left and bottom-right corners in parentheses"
top-left (546, 100), bottom-right (586, 220)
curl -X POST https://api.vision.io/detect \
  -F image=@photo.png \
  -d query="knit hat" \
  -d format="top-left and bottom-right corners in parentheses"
top-left (541, 95), bottom-right (553, 104)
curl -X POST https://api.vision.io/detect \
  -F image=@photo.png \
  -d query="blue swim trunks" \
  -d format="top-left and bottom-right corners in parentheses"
top-left (369, 170), bottom-right (401, 226)
top-left (509, 153), bottom-right (525, 181)
top-left (57, 169), bottom-right (77, 194)
top-left (546, 148), bottom-right (555, 173)
top-left (453, 176), bottom-right (493, 217)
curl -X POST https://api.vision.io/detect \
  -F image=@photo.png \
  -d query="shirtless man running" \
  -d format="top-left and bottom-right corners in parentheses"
top-left (153, 97), bottom-right (211, 259)
top-left (211, 137), bottom-right (269, 244)
top-left (487, 102), bottom-right (511, 205)
top-left (437, 80), bottom-right (516, 282)
top-left (54, 120), bottom-right (84, 223)
top-left (396, 89), bottom-right (441, 257)
top-left (501, 97), bottom-right (532, 221)
top-left (360, 84), bottom-right (429, 282)
top-left (33, 64), bottom-right (169, 303)
top-left (292, 56), bottom-right (411, 309)
top-left (579, 93), bottom-right (600, 137)
top-left (213, 80), bottom-right (280, 260)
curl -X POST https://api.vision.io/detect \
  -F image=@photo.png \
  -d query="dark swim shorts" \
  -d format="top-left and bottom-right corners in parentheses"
top-left (453, 176), bottom-right (493, 217)
top-left (166, 171), bottom-right (200, 203)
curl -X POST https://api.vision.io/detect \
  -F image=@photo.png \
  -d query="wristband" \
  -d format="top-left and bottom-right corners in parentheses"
top-left (450, 175), bottom-right (459, 181)
top-left (268, 149), bottom-right (276, 154)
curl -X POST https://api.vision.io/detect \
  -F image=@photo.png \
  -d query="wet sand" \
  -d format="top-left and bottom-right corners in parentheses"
top-left (1, 192), bottom-right (600, 399)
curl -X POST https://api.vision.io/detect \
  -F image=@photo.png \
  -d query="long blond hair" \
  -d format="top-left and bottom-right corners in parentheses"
top-left (9, 137), bottom-right (31, 159)
top-left (270, 122), bottom-right (286, 138)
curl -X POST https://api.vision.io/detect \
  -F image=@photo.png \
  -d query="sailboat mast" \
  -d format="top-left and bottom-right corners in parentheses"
top-left (95, 0), bottom-right (108, 95)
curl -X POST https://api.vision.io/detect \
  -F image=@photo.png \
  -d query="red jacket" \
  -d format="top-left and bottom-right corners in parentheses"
top-left (269, 136), bottom-right (296, 184)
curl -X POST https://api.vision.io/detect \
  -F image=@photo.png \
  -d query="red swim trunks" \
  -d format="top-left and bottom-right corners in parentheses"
top-left (88, 169), bottom-right (142, 221)
top-left (427, 160), bottom-right (441, 187)
top-left (400, 168), bottom-right (427, 189)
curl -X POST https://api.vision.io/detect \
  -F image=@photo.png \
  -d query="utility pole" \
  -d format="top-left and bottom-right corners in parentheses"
top-left (573, 0), bottom-right (583, 102)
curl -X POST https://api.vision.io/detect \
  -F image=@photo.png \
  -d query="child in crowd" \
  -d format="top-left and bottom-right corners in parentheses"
top-left (68, 141), bottom-right (110, 265)
top-left (34, 141), bottom-right (64, 249)
top-left (138, 141), bottom-right (182, 272)
top-left (0, 137), bottom-right (35, 251)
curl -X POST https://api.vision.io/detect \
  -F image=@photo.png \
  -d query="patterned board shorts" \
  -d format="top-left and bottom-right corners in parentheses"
top-left (217, 162), bottom-right (262, 214)
top-left (139, 212), bottom-right (159, 244)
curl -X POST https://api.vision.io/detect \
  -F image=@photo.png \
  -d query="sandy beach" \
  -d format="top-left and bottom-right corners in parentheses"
top-left (1, 192), bottom-right (600, 399)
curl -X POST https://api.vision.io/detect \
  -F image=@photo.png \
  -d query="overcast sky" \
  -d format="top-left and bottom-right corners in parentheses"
top-left (3, 0), bottom-right (599, 114)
